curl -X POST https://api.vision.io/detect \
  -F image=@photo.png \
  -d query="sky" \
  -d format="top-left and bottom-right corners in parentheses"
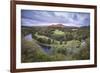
top-left (21, 10), bottom-right (90, 27)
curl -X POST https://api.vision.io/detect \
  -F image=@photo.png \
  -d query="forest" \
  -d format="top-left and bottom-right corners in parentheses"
top-left (21, 24), bottom-right (90, 63)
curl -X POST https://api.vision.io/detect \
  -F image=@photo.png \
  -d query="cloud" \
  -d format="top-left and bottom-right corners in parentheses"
top-left (21, 10), bottom-right (90, 26)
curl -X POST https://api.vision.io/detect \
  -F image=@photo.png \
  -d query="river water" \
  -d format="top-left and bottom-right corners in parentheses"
top-left (24, 34), bottom-right (52, 54)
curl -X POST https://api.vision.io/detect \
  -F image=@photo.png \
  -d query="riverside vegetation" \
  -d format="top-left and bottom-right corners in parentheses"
top-left (21, 24), bottom-right (90, 63)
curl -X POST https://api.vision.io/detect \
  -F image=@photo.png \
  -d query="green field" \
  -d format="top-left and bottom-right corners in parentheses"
top-left (21, 26), bottom-right (90, 63)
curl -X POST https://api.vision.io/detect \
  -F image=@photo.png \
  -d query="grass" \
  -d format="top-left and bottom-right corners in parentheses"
top-left (53, 29), bottom-right (65, 36)
top-left (35, 32), bottom-right (49, 39)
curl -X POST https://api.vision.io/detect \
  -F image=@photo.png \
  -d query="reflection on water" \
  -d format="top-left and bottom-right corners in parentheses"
top-left (40, 45), bottom-right (52, 55)
top-left (24, 34), bottom-right (33, 41)
top-left (24, 34), bottom-right (52, 54)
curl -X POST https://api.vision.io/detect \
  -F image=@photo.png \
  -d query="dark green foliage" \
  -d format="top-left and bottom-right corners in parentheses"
top-left (21, 26), bottom-right (90, 62)
top-left (60, 41), bottom-right (63, 45)
top-left (48, 39), bottom-right (51, 44)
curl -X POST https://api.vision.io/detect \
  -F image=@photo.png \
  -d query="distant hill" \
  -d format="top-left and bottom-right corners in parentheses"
top-left (22, 23), bottom-right (90, 29)
top-left (22, 26), bottom-right (33, 28)
top-left (48, 24), bottom-right (65, 28)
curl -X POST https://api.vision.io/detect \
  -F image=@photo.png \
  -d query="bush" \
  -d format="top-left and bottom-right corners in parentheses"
top-left (21, 39), bottom-right (48, 62)
top-left (65, 40), bottom-right (81, 57)
top-left (50, 53), bottom-right (66, 61)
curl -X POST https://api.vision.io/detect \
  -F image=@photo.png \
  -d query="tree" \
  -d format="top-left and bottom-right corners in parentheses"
top-left (48, 39), bottom-right (51, 44)
top-left (60, 41), bottom-right (63, 45)
top-left (66, 40), bottom-right (81, 56)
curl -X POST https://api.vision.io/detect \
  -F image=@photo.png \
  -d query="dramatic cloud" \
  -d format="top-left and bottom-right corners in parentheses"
top-left (21, 10), bottom-right (90, 27)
